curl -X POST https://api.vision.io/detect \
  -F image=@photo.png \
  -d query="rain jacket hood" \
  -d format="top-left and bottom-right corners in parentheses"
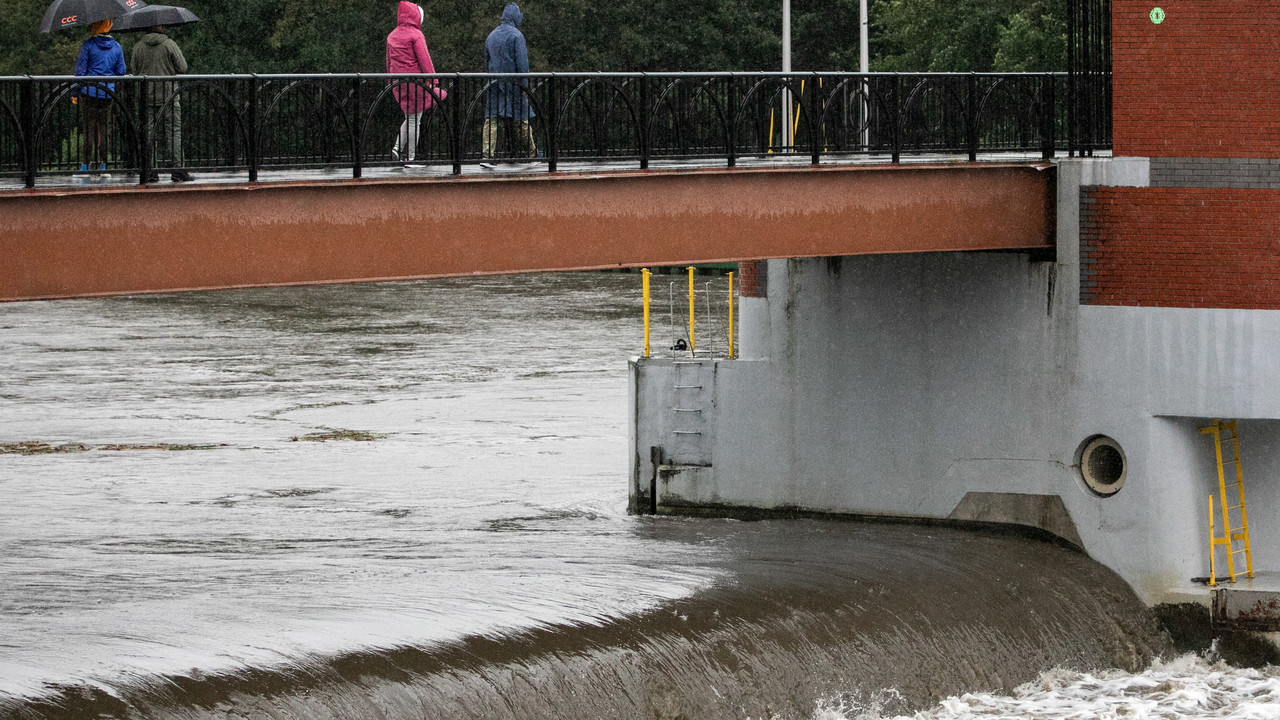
top-left (386, 0), bottom-right (443, 113)
top-left (501, 3), bottom-right (523, 28)
top-left (74, 34), bottom-right (125, 98)
top-left (396, 1), bottom-right (423, 28)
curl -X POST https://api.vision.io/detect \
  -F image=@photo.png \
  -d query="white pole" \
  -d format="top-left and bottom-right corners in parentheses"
top-left (860, 0), bottom-right (868, 74)
top-left (781, 0), bottom-right (792, 151)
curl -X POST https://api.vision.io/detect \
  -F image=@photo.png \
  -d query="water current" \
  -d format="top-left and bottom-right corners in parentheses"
top-left (0, 272), bottom-right (1249, 719)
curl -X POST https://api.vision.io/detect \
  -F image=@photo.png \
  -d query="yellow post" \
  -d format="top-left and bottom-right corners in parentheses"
top-left (641, 268), bottom-right (651, 357)
top-left (1208, 494), bottom-right (1217, 587)
top-left (767, 109), bottom-right (776, 154)
top-left (727, 271), bottom-right (735, 359)
top-left (792, 79), bottom-right (804, 144)
top-left (686, 266), bottom-right (695, 353)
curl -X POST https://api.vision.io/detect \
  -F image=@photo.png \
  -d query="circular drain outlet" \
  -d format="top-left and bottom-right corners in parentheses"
top-left (1079, 435), bottom-right (1126, 496)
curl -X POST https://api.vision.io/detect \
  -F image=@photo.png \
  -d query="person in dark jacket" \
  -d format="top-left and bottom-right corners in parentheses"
top-left (481, 2), bottom-right (536, 165)
top-left (132, 25), bottom-right (191, 182)
top-left (73, 19), bottom-right (126, 178)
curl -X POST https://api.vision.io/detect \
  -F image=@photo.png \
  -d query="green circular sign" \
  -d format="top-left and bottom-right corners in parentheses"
top-left (1150, 7), bottom-right (1165, 24)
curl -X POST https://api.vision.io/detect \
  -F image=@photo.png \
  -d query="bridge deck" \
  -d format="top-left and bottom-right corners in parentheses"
top-left (0, 155), bottom-right (1057, 302)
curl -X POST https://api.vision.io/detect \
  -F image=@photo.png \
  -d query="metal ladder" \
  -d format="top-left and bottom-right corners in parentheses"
top-left (670, 360), bottom-right (708, 463)
top-left (1202, 419), bottom-right (1254, 585)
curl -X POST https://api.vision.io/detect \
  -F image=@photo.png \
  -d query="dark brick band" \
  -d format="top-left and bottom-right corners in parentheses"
top-left (1150, 157), bottom-right (1280, 189)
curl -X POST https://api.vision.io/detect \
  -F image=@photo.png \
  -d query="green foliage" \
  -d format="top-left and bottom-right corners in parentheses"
top-left (0, 0), bottom-right (82, 75)
top-left (993, 0), bottom-right (1067, 72)
top-left (0, 0), bottom-right (1067, 76)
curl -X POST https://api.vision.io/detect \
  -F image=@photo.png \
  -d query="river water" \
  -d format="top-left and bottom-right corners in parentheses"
top-left (0, 273), bottom-right (1269, 719)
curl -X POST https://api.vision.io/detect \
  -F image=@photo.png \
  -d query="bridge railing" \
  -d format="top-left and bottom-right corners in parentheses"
top-left (0, 72), bottom-right (1084, 187)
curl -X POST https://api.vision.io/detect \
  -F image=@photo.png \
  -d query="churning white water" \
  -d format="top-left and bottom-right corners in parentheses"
top-left (815, 654), bottom-right (1280, 720)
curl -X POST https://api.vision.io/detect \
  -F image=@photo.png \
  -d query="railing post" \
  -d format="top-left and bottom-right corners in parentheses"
top-left (1041, 73), bottom-right (1056, 159)
top-left (547, 73), bottom-right (558, 172)
top-left (726, 74), bottom-right (737, 168)
top-left (351, 75), bottom-right (362, 179)
top-left (810, 72), bottom-right (821, 165)
top-left (966, 74), bottom-right (978, 162)
top-left (891, 75), bottom-right (901, 163)
top-left (21, 77), bottom-right (35, 189)
top-left (138, 77), bottom-right (152, 185)
top-left (638, 73), bottom-right (649, 170)
top-left (451, 73), bottom-right (462, 175)
top-left (247, 75), bottom-right (259, 182)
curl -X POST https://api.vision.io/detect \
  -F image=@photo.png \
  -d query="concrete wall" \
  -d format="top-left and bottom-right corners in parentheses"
top-left (630, 159), bottom-right (1280, 604)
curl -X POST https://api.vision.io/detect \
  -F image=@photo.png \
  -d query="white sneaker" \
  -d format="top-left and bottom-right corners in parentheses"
top-left (478, 162), bottom-right (496, 170)
top-left (403, 163), bottom-right (424, 170)
top-left (390, 148), bottom-right (400, 162)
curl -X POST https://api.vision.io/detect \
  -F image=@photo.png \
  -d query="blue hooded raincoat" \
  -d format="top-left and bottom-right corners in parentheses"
top-left (74, 35), bottom-right (126, 99)
top-left (484, 3), bottom-right (534, 120)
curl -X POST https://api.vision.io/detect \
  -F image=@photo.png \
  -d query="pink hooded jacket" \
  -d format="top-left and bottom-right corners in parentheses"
top-left (386, 1), bottom-right (445, 113)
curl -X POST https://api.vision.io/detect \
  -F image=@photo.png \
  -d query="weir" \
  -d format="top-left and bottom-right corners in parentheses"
top-left (1, 521), bottom-right (1165, 719)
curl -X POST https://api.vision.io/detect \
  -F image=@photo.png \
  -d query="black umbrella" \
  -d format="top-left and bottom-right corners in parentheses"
top-left (113, 4), bottom-right (199, 32)
top-left (40, 0), bottom-right (148, 33)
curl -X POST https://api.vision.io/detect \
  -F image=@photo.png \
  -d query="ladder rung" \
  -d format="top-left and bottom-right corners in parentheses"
top-left (672, 408), bottom-right (701, 413)
top-left (672, 360), bottom-right (705, 365)
top-left (672, 430), bottom-right (702, 435)
top-left (1231, 549), bottom-right (1249, 555)
top-left (674, 385), bottom-right (702, 389)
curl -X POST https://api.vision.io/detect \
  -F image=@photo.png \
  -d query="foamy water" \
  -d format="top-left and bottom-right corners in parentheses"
top-left (814, 654), bottom-right (1280, 720)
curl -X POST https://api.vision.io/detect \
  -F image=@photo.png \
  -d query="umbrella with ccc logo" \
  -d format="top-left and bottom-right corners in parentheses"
top-left (40, 0), bottom-right (148, 33)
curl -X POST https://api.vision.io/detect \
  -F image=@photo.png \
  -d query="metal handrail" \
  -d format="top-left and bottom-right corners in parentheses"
top-left (0, 71), bottom-right (1103, 188)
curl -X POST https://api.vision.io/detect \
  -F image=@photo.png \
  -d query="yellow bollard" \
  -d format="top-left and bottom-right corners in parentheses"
top-left (792, 79), bottom-right (804, 146)
top-left (1208, 494), bottom-right (1216, 587)
top-left (687, 266), bottom-right (695, 353)
top-left (727, 271), bottom-right (735, 359)
top-left (642, 268), bottom-right (651, 357)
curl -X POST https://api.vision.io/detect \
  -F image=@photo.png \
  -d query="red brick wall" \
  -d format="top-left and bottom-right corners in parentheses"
top-left (1113, 0), bottom-right (1280, 158)
top-left (738, 260), bottom-right (767, 298)
top-left (1081, 187), bottom-right (1280, 307)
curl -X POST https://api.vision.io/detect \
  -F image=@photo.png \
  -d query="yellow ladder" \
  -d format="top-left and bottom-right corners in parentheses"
top-left (1202, 419), bottom-right (1254, 586)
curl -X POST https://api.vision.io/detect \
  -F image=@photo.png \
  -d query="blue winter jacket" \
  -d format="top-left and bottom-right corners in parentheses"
top-left (484, 3), bottom-right (534, 120)
top-left (74, 35), bottom-right (126, 99)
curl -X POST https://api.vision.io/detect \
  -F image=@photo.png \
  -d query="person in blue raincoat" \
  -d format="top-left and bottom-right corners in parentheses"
top-left (73, 19), bottom-right (126, 177)
top-left (482, 2), bottom-right (536, 164)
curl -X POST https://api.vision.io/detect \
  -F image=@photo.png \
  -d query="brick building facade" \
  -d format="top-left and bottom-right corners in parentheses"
top-left (1081, 0), bottom-right (1280, 307)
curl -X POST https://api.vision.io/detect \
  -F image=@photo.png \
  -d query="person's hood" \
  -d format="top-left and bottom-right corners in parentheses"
top-left (501, 2), bottom-right (522, 27)
top-left (86, 34), bottom-right (117, 49)
top-left (396, 0), bottom-right (423, 28)
top-left (139, 32), bottom-right (168, 47)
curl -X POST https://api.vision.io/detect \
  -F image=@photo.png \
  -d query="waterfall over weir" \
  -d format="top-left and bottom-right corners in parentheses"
top-left (9, 520), bottom-right (1166, 720)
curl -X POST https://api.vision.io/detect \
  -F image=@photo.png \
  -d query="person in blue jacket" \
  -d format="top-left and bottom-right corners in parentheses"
top-left (481, 2), bottom-right (536, 165)
top-left (73, 19), bottom-right (126, 178)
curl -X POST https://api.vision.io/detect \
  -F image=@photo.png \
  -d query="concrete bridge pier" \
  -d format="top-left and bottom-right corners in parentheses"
top-left (631, 157), bottom-right (1280, 615)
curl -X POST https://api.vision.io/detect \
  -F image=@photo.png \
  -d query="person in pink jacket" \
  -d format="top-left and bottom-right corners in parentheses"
top-left (386, 1), bottom-right (445, 168)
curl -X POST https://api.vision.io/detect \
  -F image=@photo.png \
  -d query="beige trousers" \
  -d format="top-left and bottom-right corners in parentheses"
top-left (482, 118), bottom-right (536, 158)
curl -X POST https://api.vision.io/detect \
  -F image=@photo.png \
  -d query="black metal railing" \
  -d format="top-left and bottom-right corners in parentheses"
top-left (1068, 0), bottom-right (1111, 156)
top-left (0, 72), bottom-right (1100, 187)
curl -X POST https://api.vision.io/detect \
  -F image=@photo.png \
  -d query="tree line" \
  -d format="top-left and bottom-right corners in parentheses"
top-left (0, 0), bottom-right (1066, 77)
